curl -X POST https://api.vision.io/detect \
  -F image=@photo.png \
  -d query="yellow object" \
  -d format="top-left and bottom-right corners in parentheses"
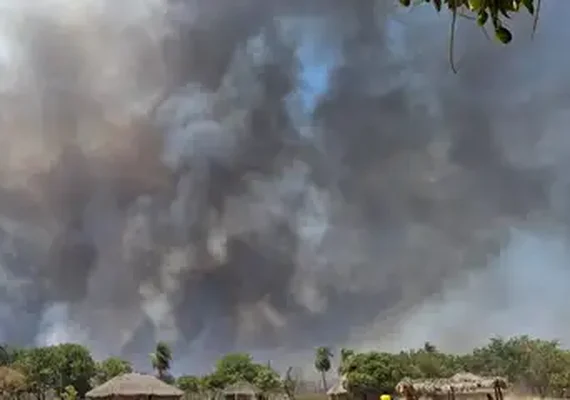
top-left (380, 395), bottom-right (391, 400)
top-left (467, 0), bottom-right (482, 11)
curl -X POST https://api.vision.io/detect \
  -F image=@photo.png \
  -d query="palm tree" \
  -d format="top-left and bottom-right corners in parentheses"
top-left (314, 347), bottom-right (333, 392)
top-left (338, 348), bottom-right (355, 375)
top-left (423, 341), bottom-right (437, 353)
top-left (283, 367), bottom-right (297, 400)
top-left (150, 341), bottom-right (172, 381)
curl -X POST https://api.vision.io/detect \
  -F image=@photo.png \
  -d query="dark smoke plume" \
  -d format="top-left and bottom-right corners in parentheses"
top-left (1, 0), bottom-right (570, 374)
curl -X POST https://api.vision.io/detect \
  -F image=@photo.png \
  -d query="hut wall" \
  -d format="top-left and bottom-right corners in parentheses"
top-left (328, 394), bottom-right (349, 400)
top-left (111, 395), bottom-right (182, 400)
top-left (427, 393), bottom-right (492, 400)
top-left (350, 389), bottom-right (382, 400)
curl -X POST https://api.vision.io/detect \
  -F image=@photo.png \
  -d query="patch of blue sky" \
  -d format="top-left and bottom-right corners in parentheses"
top-left (296, 37), bottom-right (340, 114)
top-left (280, 17), bottom-right (344, 134)
top-left (287, 13), bottom-right (410, 117)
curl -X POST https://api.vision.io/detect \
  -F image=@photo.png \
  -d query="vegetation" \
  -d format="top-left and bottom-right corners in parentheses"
top-left (0, 345), bottom-right (9, 366)
top-left (0, 366), bottom-right (27, 397)
top-left (2, 335), bottom-right (570, 399)
top-left (342, 337), bottom-right (570, 397)
top-left (314, 347), bottom-right (333, 391)
top-left (60, 385), bottom-right (78, 400)
top-left (283, 367), bottom-right (298, 400)
top-left (92, 356), bottom-right (133, 386)
top-left (399, 0), bottom-right (541, 72)
top-left (401, 0), bottom-right (539, 43)
top-left (338, 348), bottom-right (356, 376)
top-left (150, 341), bottom-right (173, 382)
top-left (12, 343), bottom-right (95, 398)
top-left (176, 375), bottom-right (202, 393)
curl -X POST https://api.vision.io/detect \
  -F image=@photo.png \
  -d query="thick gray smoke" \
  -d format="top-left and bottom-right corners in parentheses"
top-left (1, 0), bottom-right (570, 374)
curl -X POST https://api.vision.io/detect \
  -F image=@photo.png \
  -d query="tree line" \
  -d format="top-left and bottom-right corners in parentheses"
top-left (0, 342), bottom-right (281, 399)
top-left (332, 336), bottom-right (570, 397)
top-left (2, 336), bottom-right (570, 399)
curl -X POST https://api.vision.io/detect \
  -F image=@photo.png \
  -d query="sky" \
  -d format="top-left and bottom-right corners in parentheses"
top-left (4, 0), bottom-right (570, 376)
top-left (291, 11), bottom-right (408, 116)
top-left (281, 16), bottom-right (344, 125)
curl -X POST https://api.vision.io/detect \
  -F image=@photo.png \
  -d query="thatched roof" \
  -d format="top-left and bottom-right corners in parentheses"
top-left (223, 382), bottom-right (262, 396)
top-left (0, 366), bottom-right (26, 393)
top-left (327, 381), bottom-right (348, 396)
top-left (86, 373), bottom-right (184, 398)
top-left (396, 373), bottom-right (508, 396)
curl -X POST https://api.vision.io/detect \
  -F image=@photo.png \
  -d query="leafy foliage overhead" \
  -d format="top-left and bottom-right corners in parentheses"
top-left (398, 0), bottom-right (540, 72)
top-left (401, 0), bottom-right (538, 43)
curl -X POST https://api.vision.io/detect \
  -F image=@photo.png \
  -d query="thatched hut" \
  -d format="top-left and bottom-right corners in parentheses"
top-left (222, 382), bottom-right (262, 400)
top-left (86, 373), bottom-right (184, 400)
top-left (0, 366), bottom-right (27, 396)
top-left (396, 373), bottom-right (508, 400)
top-left (327, 381), bottom-right (349, 400)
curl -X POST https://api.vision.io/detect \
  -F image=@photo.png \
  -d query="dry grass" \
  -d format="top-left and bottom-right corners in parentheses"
top-left (87, 373), bottom-right (184, 398)
top-left (295, 394), bottom-right (564, 400)
top-left (183, 392), bottom-right (563, 400)
top-left (505, 398), bottom-right (564, 400)
top-left (396, 373), bottom-right (507, 396)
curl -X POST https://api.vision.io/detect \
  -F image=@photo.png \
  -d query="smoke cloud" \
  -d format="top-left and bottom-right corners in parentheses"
top-left (0, 0), bottom-right (569, 374)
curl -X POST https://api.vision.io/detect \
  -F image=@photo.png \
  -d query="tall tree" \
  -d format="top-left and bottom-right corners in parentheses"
top-left (283, 367), bottom-right (297, 400)
top-left (94, 357), bottom-right (132, 386)
top-left (150, 341), bottom-right (173, 381)
top-left (54, 343), bottom-right (96, 397)
top-left (253, 365), bottom-right (281, 393)
top-left (0, 346), bottom-right (9, 366)
top-left (423, 342), bottom-right (437, 354)
top-left (15, 346), bottom-right (64, 399)
top-left (213, 353), bottom-right (260, 385)
top-left (344, 352), bottom-right (411, 395)
top-left (339, 348), bottom-right (355, 375)
top-left (314, 347), bottom-right (333, 391)
top-left (176, 375), bottom-right (201, 393)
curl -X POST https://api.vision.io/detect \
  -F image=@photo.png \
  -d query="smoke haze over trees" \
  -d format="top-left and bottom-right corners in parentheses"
top-left (0, 0), bottom-right (569, 373)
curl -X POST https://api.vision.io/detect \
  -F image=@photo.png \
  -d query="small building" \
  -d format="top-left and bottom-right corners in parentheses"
top-left (222, 382), bottom-right (263, 400)
top-left (396, 373), bottom-right (508, 400)
top-left (86, 373), bottom-right (184, 400)
top-left (331, 376), bottom-right (384, 400)
top-left (327, 381), bottom-right (349, 400)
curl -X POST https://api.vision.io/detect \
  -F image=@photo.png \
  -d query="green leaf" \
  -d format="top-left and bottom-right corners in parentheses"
top-left (434, 0), bottom-right (442, 12)
top-left (522, 0), bottom-right (535, 14)
top-left (495, 26), bottom-right (513, 43)
top-left (477, 11), bottom-right (489, 26)
top-left (499, 7), bottom-right (511, 19)
top-left (468, 0), bottom-right (484, 11)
